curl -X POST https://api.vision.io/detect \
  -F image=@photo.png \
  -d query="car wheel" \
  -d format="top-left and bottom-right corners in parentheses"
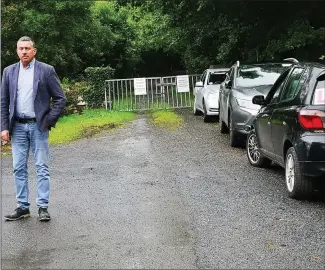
top-left (219, 119), bottom-right (228, 133)
top-left (219, 104), bottom-right (228, 133)
top-left (193, 103), bottom-right (200, 116)
top-left (229, 112), bottom-right (240, 147)
top-left (203, 101), bottom-right (211, 122)
top-left (219, 109), bottom-right (229, 134)
top-left (285, 147), bottom-right (314, 200)
top-left (246, 130), bottom-right (272, 167)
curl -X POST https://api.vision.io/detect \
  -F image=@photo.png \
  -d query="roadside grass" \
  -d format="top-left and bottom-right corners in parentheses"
top-left (1, 109), bottom-right (184, 155)
top-left (111, 93), bottom-right (194, 111)
top-left (49, 109), bottom-right (136, 144)
top-left (112, 97), bottom-right (177, 111)
top-left (0, 109), bottom-right (137, 156)
top-left (149, 109), bottom-right (184, 130)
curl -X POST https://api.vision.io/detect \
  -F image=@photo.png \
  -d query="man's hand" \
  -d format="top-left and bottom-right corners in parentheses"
top-left (1, 130), bottom-right (10, 142)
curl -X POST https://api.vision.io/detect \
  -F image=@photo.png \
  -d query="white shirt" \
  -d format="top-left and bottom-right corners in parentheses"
top-left (16, 58), bottom-right (36, 118)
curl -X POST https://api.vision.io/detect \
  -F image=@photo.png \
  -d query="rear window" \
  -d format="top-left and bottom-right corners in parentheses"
top-left (312, 80), bottom-right (325, 105)
top-left (208, 73), bottom-right (226, 85)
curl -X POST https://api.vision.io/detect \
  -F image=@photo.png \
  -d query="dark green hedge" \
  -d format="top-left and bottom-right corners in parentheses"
top-left (82, 66), bottom-right (115, 108)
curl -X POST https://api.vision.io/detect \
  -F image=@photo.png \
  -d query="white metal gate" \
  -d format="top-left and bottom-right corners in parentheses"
top-left (105, 75), bottom-right (200, 111)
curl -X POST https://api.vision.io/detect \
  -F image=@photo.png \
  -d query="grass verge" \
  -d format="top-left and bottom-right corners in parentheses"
top-left (1, 109), bottom-right (137, 156)
top-left (49, 109), bottom-right (136, 144)
top-left (149, 109), bottom-right (184, 130)
top-left (1, 109), bottom-right (185, 155)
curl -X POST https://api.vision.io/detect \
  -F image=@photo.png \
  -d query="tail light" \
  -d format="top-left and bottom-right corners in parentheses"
top-left (298, 109), bottom-right (325, 130)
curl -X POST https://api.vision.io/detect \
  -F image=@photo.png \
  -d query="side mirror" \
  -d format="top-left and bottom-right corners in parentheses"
top-left (195, 81), bottom-right (203, 87)
top-left (317, 73), bottom-right (325, 81)
top-left (225, 80), bottom-right (232, 88)
top-left (252, 95), bottom-right (265, 105)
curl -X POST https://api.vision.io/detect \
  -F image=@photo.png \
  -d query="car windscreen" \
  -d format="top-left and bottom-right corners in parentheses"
top-left (208, 73), bottom-right (226, 85)
top-left (312, 79), bottom-right (325, 105)
top-left (236, 64), bottom-right (291, 88)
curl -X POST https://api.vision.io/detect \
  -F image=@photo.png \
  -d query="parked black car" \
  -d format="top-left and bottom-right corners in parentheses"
top-left (246, 61), bottom-right (325, 199)
top-left (219, 61), bottom-right (293, 147)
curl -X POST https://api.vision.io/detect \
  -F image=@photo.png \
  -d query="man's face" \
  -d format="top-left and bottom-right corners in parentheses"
top-left (16, 41), bottom-right (37, 67)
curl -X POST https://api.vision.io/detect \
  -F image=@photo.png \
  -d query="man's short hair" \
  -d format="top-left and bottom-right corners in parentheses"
top-left (17, 36), bottom-right (35, 48)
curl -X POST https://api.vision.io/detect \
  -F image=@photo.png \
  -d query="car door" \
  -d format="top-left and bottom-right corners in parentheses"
top-left (270, 67), bottom-right (307, 164)
top-left (255, 73), bottom-right (288, 157)
top-left (219, 71), bottom-right (230, 119)
top-left (221, 67), bottom-right (235, 124)
top-left (201, 70), bottom-right (210, 104)
top-left (195, 70), bottom-right (207, 111)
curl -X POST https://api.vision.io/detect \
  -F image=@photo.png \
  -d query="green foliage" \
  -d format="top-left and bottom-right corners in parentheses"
top-left (150, 110), bottom-right (184, 130)
top-left (90, 1), bottom-right (176, 77)
top-left (1, 1), bottom-right (26, 65)
top-left (61, 78), bottom-right (88, 115)
top-left (1, 0), bottom-right (95, 77)
top-left (112, 97), bottom-right (172, 111)
top-left (262, 20), bottom-right (325, 61)
top-left (122, 5), bottom-right (175, 53)
top-left (83, 67), bottom-right (115, 108)
top-left (2, 0), bottom-right (324, 80)
top-left (90, 2), bottom-right (136, 75)
top-left (144, 0), bottom-right (325, 70)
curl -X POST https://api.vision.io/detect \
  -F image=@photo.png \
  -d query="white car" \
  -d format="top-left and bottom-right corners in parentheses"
top-left (194, 68), bottom-right (229, 122)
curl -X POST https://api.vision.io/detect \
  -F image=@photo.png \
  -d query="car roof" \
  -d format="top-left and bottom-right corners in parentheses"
top-left (232, 61), bottom-right (325, 70)
top-left (206, 68), bottom-right (229, 73)
top-left (292, 61), bottom-right (325, 69)
top-left (237, 62), bottom-right (293, 68)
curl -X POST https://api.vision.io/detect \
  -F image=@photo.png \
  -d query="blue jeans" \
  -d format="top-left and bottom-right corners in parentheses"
top-left (11, 122), bottom-right (50, 210)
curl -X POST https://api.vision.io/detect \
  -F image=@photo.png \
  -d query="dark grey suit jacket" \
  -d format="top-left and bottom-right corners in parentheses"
top-left (1, 60), bottom-right (66, 133)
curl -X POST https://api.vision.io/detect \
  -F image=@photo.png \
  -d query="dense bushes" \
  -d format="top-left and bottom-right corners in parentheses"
top-left (3, 1), bottom-right (324, 94)
top-left (82, 66), bottom-right (115, 108)
top-left (61, 78), bottom-right (89, 115)
top-left (61, 67), bottom-right (115, 115)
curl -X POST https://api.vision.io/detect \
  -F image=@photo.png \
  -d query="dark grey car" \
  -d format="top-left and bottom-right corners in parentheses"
top-left (219, 62), bottom-right (293, 147)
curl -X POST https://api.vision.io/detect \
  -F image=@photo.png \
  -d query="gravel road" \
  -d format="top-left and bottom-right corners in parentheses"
top-left (1, 109), bottom-right (324, 269)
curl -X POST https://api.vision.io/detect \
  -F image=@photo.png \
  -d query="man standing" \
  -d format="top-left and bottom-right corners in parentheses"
top-left (1, 36), bottom-right (66, 221)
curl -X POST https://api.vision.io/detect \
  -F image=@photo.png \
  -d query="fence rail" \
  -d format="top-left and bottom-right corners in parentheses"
top-left (105, 75), bottom-right (200, 111)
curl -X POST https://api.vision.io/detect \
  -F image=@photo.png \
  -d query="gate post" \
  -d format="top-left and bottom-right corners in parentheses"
top-left (104, 86), bottom-right (108, 110)
top-left (105, 80), bottom-right (113, 110)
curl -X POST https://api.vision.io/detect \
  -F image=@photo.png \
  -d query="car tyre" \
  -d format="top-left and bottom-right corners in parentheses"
top-left (229, 112), bottom-right (240, 147)
top-left (246, 130), bottom-right (272, 167)
top-left (193, 100), bottom-right (200, 116)
top-left (219, 105), bottom-right (228, 133)
top-left (219, 119), bottom-right (228, 133)
top-left (203, 101), bottom-right (211, 122)
top-left (285, 147), bottom-right (314, 200)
